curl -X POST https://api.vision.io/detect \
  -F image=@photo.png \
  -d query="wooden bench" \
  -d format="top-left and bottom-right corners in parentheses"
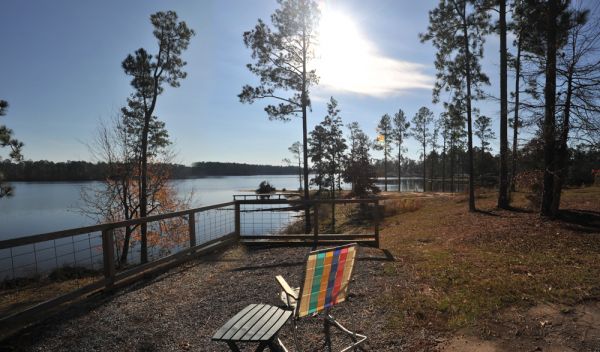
top-left (212, 304), bottom-right (292, 351)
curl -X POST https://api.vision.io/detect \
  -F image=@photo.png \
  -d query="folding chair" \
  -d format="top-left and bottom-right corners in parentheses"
top-left (276, 243), bottom-right (367, 352)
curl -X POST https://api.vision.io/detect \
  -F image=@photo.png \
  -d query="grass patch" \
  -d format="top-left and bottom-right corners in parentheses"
top-left (372, 187), bottom-right (600, 334)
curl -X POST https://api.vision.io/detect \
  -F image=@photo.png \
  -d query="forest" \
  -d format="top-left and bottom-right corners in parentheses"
top-left (0, 160), bottom-right (300, 181)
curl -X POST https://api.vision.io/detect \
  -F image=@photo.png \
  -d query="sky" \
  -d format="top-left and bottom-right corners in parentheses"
top-left (0, 0), bottom-right (511, 166)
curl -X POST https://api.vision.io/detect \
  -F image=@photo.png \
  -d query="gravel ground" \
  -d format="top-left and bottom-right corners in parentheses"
top-left (1, 244), bottom-right (424, 351)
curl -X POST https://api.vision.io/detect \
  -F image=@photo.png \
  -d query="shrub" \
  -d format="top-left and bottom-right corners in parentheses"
top-left (514, 170), bottom-right (544, 209)
top-left (256, 181), bottom-right (276, 194)
top-left (382, 198), bottom-right (423, 217)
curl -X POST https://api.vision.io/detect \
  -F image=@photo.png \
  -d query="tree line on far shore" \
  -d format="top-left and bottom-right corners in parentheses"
top-left (0, 160), bottom-right (300, 181)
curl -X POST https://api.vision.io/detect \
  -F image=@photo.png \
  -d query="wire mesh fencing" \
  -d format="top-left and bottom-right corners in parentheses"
top-left (0, 202), bottom-right (238, 321)
top-left (239, 201), bottom-right (305, 236)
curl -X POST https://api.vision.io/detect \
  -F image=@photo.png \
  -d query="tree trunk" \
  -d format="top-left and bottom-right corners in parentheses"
top-left (331, 160), bottom-right (336, 233)
top-left (550, 67), bottom-right (573, 217)
top-left (383, 142), bottom-right (388, 192)
top-left (451, 144), bottom-right (455, 193)
top-left (423, 142), bottom-right (427, 192)
top-left (297, 156), bottom-right (302, 191)
top-left (397, 142), bottom-right (402, 192)
top-left (430, 150), bottom-right (435, 191)
top-left (498, 0), bottom-right (509, 208)
top-left (511, 34), bottom-right (522, 193)
top-left (541, 0), bottom-right (558, 217)
top-left (442, 139), bottom-right (446, 192)
top-left (462, 9), bottom-right (476, 212)
top-left (301, 31), bottom-right (311, 233)
top-left (480, 142), bottom-right (485, 187)
top-left (140, 116), bottom-right (150, 264)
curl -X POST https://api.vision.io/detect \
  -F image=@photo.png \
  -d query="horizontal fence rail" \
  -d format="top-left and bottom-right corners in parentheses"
top-left (0, 197), bottom-right (381, 336)
top-left (0, 201), bottom-right (238, 334)
top-left (237, 198), bottom-right (380, 248)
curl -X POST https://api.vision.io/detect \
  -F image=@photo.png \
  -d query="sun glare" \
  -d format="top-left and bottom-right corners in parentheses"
top-left (314, 5), bottom-right (432, 97)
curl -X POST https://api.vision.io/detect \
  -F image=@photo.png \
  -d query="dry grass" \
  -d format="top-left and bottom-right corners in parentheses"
top-left (378, 187), bottom-right (600, 337)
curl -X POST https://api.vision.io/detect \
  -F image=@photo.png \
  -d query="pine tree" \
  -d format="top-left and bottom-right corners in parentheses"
top-left (0, 100), bottom-right (24, 198)
top-left (288, 141), bottom-right (303, 191)
top-left (374, 114), bottom-right (392, 191)
top-left (392, 109), bottom-right (410, 192)
top-left (474, 114), bottom-right (495, 184)
top-left (344, 123), bottom-right (377, 197)
top-left (421, 0), bottom-right (491, 210)
top-left (121, 11), bottom-right (194, 263)
top-left (412, 107), bottom-right (434, 192)
top-left (239, 0), bottom-right (319, 232)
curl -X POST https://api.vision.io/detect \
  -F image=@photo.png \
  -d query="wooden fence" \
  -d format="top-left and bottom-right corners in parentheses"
top-left (0, 198), bottom-right (379, 335)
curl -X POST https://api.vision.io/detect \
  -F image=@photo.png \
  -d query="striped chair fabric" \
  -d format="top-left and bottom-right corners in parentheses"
top-left (297, 244), bottom-right (356, 318)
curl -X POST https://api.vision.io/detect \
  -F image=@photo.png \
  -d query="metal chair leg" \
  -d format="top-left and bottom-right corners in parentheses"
top-left (324, 312), bottom-right (332, 352)
top-left (291, 318), bottom-right (301, 352)
top-left (325, 314), bottom-right (368, 352)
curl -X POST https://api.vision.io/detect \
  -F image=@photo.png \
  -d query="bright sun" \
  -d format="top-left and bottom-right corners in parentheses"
top-left (315, 7), bottom-right (372, 92)
top-left (314, 6), bottom-right (432, 97)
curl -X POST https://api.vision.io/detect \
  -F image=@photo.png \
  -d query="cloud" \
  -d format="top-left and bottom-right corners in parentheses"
top-left (312, 8), bottom-right (433, 98)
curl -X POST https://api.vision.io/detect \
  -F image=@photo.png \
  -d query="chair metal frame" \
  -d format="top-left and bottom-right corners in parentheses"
top-left (276, 243), bottom-right (367, 352)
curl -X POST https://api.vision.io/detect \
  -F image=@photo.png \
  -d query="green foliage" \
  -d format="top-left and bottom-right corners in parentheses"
top-left (288, 141), bottom-right (303, 190)
top-left (308, 97), bottom-right (347, 192)
top-left (412, 107), bottom-right (434, 189)
top-left (344, 122), bottom-right (378, 197)
top-left (412, 107), bottom-right (434, 155)
top-left (121, 10), bottom-right (194, 263)
top-left (474, 114), bottom-right (494, 152)
top-left (256, 181), bottom-right (276, 194)
top-left (420, 0), bottom-right (490, 104)
top-left (392, 109), bottom-right (410, 163)
top-left (374, 113), bottom-right (393, 191)
top-left (0, 99), bottom-right (24, 198)
top-left (238, 0), bottom-right (319, 121)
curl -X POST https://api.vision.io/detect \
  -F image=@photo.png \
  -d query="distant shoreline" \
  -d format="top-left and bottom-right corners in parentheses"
top-left (0, 160), bottom-right (301, 182)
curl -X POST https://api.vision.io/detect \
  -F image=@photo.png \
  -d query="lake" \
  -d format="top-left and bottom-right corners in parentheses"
top-left (0, 175), bottom-right (430, 278)
top-left (0, 175), bottom-right (302, 240)
top-left (0, 175), bottom-right (430, 240)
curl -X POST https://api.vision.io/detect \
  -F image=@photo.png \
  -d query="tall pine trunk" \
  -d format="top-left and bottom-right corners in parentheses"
top-left (498, 0), bottom-right (509, 208)
top-left (550, 67), bottom-right (573, 217)
top-left (422, 140), bottom-right (427, 192)
top-left (462, 7), bottom-right (476, 211)
top-left (397, 142), bottom-right (402, 192)
top-left (541, 0), bottom-right (558, 216)
top-left (384, 143), bottom-right (388, 192)
top-left (442, 139), bottom-right (446, 192)
top-left (301, 29), bottom-right (311, 233)
top-left (139, 115), bottom-right (150, 263)
top-left (511, 34), bottom-right (522, 193)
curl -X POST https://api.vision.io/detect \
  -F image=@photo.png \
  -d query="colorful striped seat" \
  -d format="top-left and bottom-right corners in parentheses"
top-left (276, 243), bottom-right (367, 351)
top-left (297, 244), bottom-right (356, 317)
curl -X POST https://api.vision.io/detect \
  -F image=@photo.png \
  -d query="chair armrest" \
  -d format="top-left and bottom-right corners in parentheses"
top-left (276, 275), bottom-right (298, 300)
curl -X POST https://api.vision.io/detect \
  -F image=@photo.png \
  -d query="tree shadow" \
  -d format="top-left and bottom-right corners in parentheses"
top-left (559, 209), bottom-right (600, 234)
top-left (504, 205), bottom-right (533, 213)
top-left (474, 209), bottom-right (500, 217)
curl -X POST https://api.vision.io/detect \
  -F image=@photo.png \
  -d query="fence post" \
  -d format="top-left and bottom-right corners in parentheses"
top-left (101, 228), bottom-right (116, 289)
top-left (235, 201), bottom-right (241, 239)
top-left (374, 200), bottom-right (380, 248)
top-left (188, 212), bottom-right (197, 248)
top-left (312, 202), bottom-right (319, 250)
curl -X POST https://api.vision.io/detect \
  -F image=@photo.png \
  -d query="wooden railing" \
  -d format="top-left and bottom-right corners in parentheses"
top-left (237, 198), bottom-right (380, 248)
top-left (0, 197), bottom-right (380, 335)
top-left (0, 201), bottom-right (238, 333)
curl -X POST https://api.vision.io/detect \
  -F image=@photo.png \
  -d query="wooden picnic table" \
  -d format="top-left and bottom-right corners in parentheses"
top-left (212, 303), bottom-right (292, 351)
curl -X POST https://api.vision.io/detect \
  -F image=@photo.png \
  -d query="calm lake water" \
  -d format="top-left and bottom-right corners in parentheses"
top-left (0, 175), bottom-right (303, 240)
top-left (0, 175), bottom-right (430, 240)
